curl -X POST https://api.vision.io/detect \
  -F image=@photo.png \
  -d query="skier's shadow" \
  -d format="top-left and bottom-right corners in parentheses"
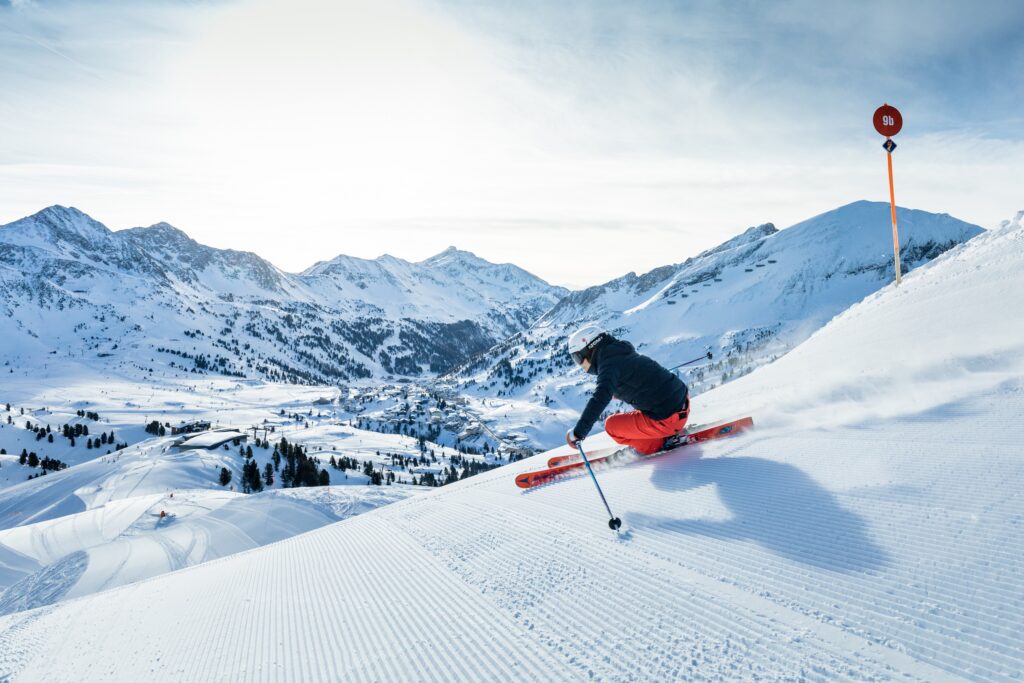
top-left (632, 450), bottom-right (889, 572)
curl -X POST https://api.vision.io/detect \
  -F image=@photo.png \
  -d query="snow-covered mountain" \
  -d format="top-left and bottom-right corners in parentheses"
top-left (302, 246), bottom-right (558, 329)
top-left (0, 208), bottom-right (1018, 681)
top-left (0, 206), bottom-right (567, 382)
top-left (1, 202), bottom-right (985, 452)
top-left (448, 201), bottom-right (984, 411)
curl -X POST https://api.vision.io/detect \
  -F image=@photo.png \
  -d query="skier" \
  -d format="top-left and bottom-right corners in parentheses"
top-left (566, 325), bottom-right (689, 456)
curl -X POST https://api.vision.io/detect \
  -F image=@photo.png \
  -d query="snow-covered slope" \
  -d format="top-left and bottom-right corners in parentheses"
top-left (0, 483), bottom-right (427, 616)
top-left (0, 392), bottom-right (483, 616)
top-left (0, 206), bottom-right (566, 382)
top-left (449, 201), bottom-right (983, 415)
top-left (0, 436), bottom-right (251, 531)
top-left (0, 210), bottom-right (1019, 680)
top-left (0, 489), bottom-right (336, 615)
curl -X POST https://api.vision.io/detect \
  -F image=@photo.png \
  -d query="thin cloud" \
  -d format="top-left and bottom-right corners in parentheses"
top-left (1, 0), bottom-right (1021, 287)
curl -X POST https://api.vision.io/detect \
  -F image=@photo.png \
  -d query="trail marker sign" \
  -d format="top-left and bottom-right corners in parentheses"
top-left (874, 103), bottom-right (904, 286)
top-left (873, 104), bottom-right (903, 137)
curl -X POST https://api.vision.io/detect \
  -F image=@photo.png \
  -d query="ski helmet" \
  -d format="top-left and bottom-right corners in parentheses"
top-left (567, 325), bottom-right (607, 366)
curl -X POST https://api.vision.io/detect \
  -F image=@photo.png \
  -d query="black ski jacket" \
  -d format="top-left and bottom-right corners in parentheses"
top-left (573, 338), bottom-right (688, 439)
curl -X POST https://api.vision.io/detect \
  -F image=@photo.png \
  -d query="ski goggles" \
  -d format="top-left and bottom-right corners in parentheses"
top-left (570, 349), bottom-right (588, 366)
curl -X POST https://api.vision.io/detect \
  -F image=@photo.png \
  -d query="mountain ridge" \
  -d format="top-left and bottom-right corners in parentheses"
top-left (444, 201), bottom-right (985, 427)
top-left (0, 206), bottom-right (567, 382)
top-left (4, 206), bottom-right (561, 289)
top-left (0, 201), bottom-right (985, 395)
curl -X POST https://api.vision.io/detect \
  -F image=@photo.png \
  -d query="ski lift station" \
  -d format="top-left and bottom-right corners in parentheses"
top-left (173, 430), bottom-right (248, 450)
top-left (170, 420), bottom-right (212, 435)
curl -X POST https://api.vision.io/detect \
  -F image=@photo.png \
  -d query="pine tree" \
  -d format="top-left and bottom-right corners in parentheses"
top-left (263, 462), bottom-right (274, 487)
top-left (28, 453), bottom-right (39, 468)
top-left (244, 460), bottom-right (263, 493)
top-left (219, 467), bottom-right (232, 486)
top-left (318, 469), bottom-right (330, 486)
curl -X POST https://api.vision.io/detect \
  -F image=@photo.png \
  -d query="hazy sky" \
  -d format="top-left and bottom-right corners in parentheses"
top-left (2, 0), bottom-right (1022, 287)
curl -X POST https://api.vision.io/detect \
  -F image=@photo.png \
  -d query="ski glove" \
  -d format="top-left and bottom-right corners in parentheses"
top-left (566, 429), bottom-right (581, 449)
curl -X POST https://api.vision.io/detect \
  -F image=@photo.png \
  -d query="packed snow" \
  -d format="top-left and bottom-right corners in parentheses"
top-left (0, 211), bottom-right (1019, 680)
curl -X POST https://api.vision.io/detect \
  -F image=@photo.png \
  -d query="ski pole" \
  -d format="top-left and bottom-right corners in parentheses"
top-left (575, 441), bottom-right (622, 531)
top-left (669, 348), bottom-right (713, 372)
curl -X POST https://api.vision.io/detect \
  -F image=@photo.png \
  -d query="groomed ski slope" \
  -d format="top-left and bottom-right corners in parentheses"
top-left (0, 215), bottom-right (1022, 681)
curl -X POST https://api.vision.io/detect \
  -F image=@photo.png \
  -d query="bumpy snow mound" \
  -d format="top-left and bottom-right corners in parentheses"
top-left (0, 214), bottom-right (1020, 681)
top-left (1000, 208), bottom-right (1023, 230)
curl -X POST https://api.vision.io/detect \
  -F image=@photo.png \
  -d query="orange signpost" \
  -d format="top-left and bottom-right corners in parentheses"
top-left (874, 104), bottom-right (904, 285)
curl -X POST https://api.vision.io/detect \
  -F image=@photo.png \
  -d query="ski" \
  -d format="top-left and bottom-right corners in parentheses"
top-left (546, 416), bottom-right (753, 468)
top-left (545, 444), bottom-right (624, 469)
top-left (516, 416), bottom-right (753, 490)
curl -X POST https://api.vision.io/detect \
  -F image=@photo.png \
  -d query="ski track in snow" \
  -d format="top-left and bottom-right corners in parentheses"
top-left (0, 406), bottom-right (1020, 681)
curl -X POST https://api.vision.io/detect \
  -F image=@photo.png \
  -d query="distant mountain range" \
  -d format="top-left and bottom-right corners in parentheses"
top-left (0, 202), bottom-right (984, 392)
top-left (0, 205), bottom-right (566, 382)
top-left (445, 201), bottom-right (984, 407)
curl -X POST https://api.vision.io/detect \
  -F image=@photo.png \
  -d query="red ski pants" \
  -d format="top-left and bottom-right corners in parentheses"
top-left (604, 408), bottom-right (688, 456)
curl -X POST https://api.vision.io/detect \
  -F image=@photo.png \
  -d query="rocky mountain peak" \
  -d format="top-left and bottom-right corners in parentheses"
top-left (2, 205), bottom-right (113, 251)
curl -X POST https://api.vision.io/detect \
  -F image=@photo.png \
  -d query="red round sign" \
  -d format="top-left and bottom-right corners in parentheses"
top-left (873, 104), bottom-right (903, 137)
